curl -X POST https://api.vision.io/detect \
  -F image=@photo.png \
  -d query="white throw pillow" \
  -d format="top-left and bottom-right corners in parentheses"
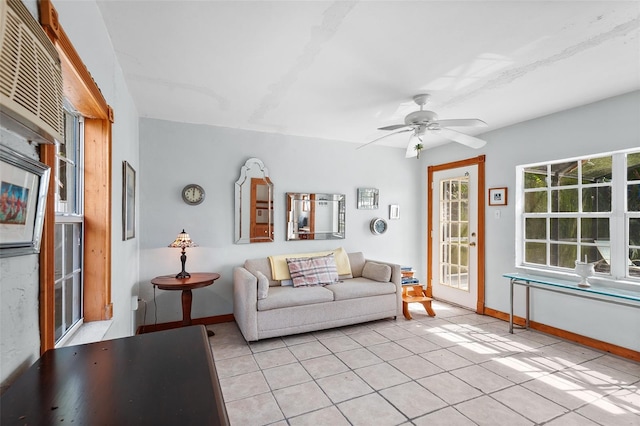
top-left (362, 261), bottom-right (392, 282)
top-left (256, 271), bottom-right (269, 299)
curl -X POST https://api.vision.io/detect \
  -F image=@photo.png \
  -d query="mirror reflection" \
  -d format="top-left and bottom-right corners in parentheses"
top-left (235, 158), bottom-right (273, 244)
top-left (286, 193), bottom-right (345, 241)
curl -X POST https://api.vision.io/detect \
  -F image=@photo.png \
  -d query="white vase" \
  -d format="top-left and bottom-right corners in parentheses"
top-left (575, 260), bottom-right (595, 287)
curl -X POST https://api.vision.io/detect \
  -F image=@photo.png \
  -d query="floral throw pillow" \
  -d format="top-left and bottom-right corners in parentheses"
top-left (286, 254), bottom-right (339, 287)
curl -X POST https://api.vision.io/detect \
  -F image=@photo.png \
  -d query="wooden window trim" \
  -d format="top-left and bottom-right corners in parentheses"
top-left (39, 0), bottom-right (113, 353)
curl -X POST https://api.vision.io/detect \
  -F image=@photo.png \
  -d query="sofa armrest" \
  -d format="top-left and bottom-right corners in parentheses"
top-left (233, 266), bottom-right (259, 341)
top-left (366, 259), bottom-right (402, 316)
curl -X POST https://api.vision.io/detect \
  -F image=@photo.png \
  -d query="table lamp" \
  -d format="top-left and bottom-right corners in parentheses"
top-left (169, 229), bottom-right (198, 279)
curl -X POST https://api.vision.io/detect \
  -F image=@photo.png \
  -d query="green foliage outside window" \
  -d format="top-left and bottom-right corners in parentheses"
top-left (521, 151), bottom-right (640, 278)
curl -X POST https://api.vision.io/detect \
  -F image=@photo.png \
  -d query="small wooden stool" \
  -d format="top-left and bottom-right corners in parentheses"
top-left (402, 284), bottom-right (436, 319)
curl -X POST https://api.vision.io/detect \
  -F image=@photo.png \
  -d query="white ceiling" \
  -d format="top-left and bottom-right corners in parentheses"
top-left (96, 1), bottom-right (640, 152)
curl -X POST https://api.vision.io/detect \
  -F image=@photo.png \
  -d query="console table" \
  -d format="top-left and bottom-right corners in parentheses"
top-left (504, 272), bottom-right (640, 333)
top-left (0, 325), bottom-right (229, 425)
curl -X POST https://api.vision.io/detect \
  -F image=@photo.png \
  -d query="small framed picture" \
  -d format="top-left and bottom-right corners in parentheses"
top-left (489, 187), bottom-right (508, 206)
top-left (0, 145), bottom-right (50, 257)
top-left (389, 204), bottom-right (400, 220)
top-left (122, 161), bottom-right (136, 240)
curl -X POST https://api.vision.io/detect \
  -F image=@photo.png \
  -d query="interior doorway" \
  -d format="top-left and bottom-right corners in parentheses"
top-left (427, 156), bottom-right (485, 312)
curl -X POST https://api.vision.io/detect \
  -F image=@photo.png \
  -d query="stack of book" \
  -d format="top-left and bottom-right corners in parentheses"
top-left (401, 266), bottom-right (419, 285)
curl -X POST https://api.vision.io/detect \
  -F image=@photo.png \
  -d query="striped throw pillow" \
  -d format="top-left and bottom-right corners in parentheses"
top-left (286, 254), bottom-right (339, 287)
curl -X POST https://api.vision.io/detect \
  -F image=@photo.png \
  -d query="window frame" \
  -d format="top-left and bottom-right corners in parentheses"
top-left (53, 108), bottom-right (85, 346)
top-left (39, 0), bottom-right (114, 354)
top-left (516, 148), bottom-right (640, 284)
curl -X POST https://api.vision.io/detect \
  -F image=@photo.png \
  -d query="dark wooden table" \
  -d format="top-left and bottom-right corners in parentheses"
top-left (0, 325), bottom-right (228, 425)
top-left (151, 272), bottom-right (220, 335)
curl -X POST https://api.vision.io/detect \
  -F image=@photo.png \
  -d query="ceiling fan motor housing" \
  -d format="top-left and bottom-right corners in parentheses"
top-left (405, 110), bottom-right (438, 125)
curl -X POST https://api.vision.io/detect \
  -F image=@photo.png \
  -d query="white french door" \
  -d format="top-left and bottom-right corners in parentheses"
top-left (429, 157), bottom-right (485, 311)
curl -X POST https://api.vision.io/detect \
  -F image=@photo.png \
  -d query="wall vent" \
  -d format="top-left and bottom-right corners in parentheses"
top-left (0, 0), bottom-right (64, 144)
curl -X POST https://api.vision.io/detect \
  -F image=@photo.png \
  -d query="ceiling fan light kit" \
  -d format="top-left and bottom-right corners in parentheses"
top-left (359, 93), bottom-right (489, 158)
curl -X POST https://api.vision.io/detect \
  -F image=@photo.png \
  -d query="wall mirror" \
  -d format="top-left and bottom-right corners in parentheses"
top-left (235, 158), bottom-right (273, 244)
top-left (286, 193), bottom-right (345, 241)
top-left (357, 188), bottom-right (379, 209)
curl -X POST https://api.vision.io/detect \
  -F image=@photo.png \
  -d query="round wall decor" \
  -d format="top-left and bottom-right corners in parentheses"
top-left (182, 184), bottom-right (205, 205)
top-left (370, 218), bottom-right (388, 235)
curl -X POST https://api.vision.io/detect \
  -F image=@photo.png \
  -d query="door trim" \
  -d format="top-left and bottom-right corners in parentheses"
top-left (427, 155), bottom-right (486, 313)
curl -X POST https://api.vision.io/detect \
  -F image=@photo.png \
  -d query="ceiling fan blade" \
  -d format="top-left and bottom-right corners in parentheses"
top-left (435, 118), bottom-right (487, 128)
top-left (435, 127), bottom-right (487, 149)
top-left (356, 128), bottom-right (413, 150)
top-left (378, 124), bottom-right (411, 131)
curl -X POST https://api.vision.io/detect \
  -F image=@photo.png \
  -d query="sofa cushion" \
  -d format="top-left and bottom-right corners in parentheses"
top-left (257, 286), bottom-right (334, 311)
top-left (348, 252), bottom-right (366, 277)
top-left (325, 278), bottom-right (396, 301)
top-left (287, 254), bottom-right (339, 287)
top-left (256, 271), bottom-right (269, 299)
top-left (362, 261), bottom-right (392, 282)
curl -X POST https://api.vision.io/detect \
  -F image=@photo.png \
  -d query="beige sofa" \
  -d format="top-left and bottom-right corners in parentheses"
top-left (233, 251), bottom-right (402, 341)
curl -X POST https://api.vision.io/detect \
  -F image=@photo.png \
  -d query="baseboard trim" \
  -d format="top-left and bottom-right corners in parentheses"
top-left (137, 314), bottom-right (235, 335)
top-left (483, 307), bottom-right (640, 362)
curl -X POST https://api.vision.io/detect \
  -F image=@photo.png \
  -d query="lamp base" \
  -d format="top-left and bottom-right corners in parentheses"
top-left (176, 249), bottom-right (190, 279)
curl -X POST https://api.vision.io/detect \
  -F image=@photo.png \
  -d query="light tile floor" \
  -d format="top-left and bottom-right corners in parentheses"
top-left (207, 301), bottom-right (640, 426)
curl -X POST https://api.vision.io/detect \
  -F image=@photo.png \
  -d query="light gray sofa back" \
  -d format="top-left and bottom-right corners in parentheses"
top-left (243, 251), bottom-right (367, 286)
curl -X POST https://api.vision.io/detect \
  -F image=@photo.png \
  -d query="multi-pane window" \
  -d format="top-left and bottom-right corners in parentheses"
top-left (54, 106), bottom-right (84, 343)
top-left (518, 149), bottom-right (640, 281)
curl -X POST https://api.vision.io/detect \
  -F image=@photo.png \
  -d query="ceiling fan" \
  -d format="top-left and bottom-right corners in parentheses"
top-left (358, 94), bottom-right (488, 158)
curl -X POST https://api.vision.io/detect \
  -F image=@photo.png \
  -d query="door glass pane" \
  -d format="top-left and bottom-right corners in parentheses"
top-left (439, 176), bottom-right (470, 292)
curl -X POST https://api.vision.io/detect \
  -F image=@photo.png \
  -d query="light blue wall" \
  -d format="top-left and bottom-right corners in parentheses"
top-left (137, 119), bottom-right (422, 324)
top-left (419, 90), bottom-right (640, 350)
top-left (138, 91), bottom-right (640, 352)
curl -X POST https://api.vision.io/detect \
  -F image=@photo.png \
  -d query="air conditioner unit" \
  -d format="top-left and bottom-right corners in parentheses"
top-left (0, 0), bottom-right (64, 144)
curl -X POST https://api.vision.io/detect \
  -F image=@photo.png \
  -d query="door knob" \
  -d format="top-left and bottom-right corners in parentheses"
top-left (469, 242), bottom-right (476, 247)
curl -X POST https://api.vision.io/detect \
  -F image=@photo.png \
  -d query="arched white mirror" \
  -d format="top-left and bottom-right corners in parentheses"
top-left (235, 158), bottom-right (273, 244)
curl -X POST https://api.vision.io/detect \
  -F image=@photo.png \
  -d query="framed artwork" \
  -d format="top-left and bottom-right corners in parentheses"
top-left (489, 187), bottom-right (508, 206)
top-left (389, 204), bottom-right (400, 220)
top-left (357, 188), bottom-right (379, 209)
top-left (122, 161), bottom-right (136, 240)
top-left (0, 145), bottom-right (50, 258)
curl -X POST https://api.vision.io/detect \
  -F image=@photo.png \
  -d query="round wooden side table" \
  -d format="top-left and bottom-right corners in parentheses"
top-left (151, 272), bottom-right (220, 336)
